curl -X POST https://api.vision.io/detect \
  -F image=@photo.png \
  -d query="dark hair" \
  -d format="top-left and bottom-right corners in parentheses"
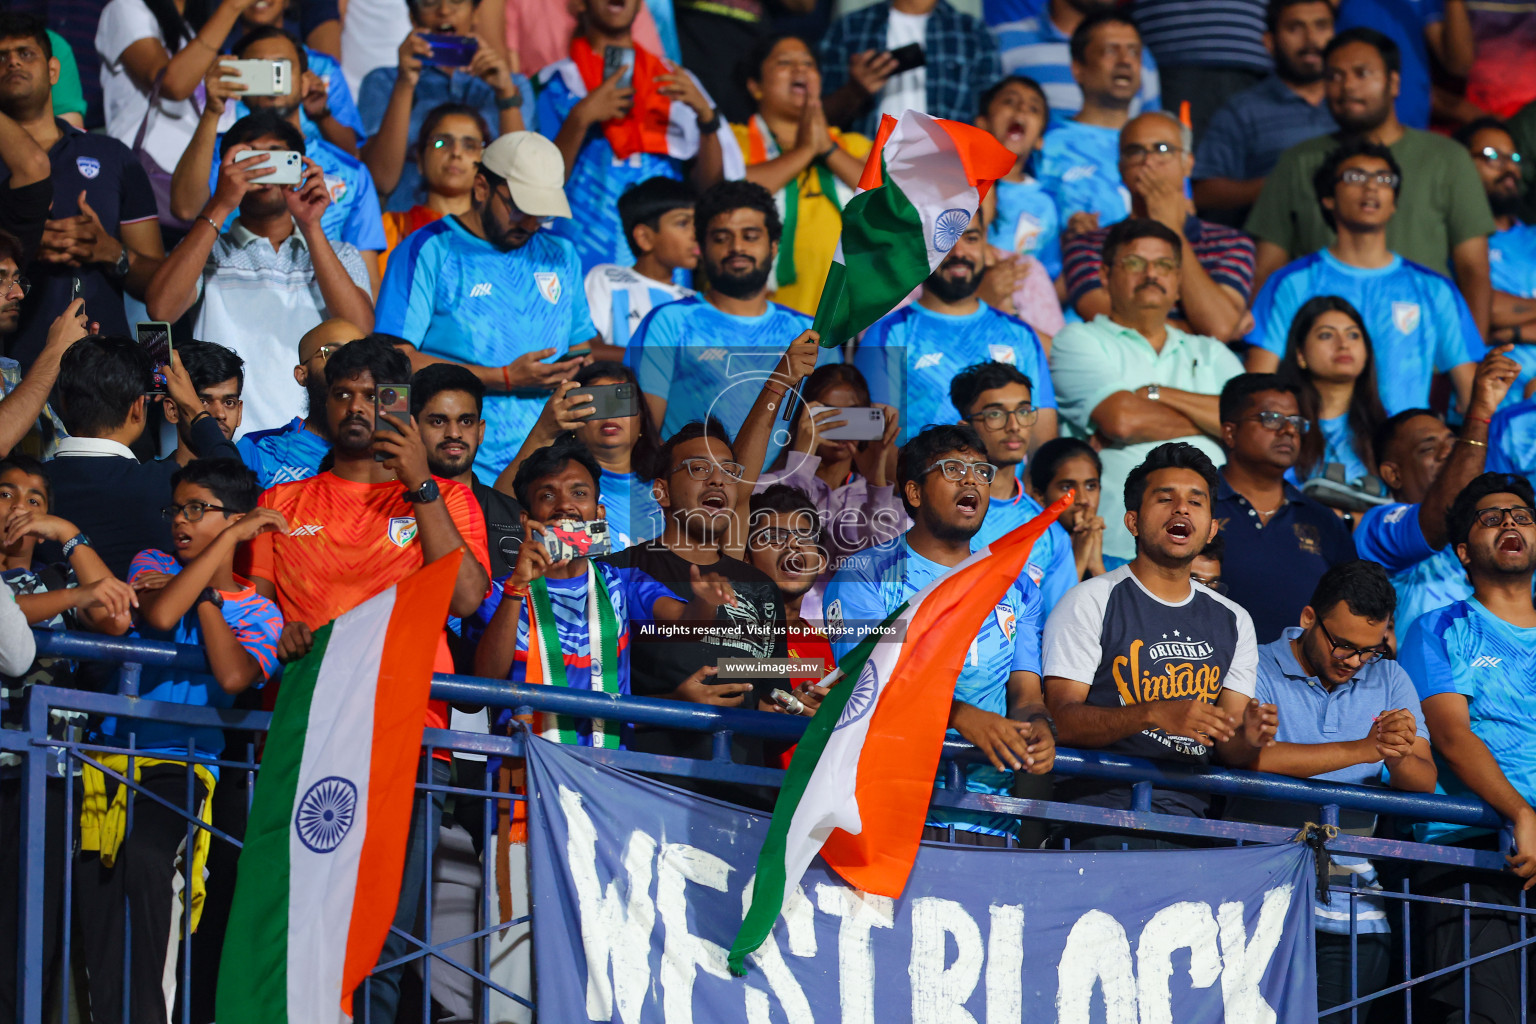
top-left (1123, 441), bottom-right (1220, 514)
top-left (0, 13), bottom-right (52, 59)
top-left (0, 228), bottom-right (23, 268)
top-left (1070, 9), bottom-right (1141, 64)
top-left (573, 360), bottom-right (661, 474)
top-left (1309, 559), bottom-right (1396, 621)
top-left (805, 363), bottom-right (871, 406)
top-left (619, 177), bottom-right (697, 257)
top-left (1197, 531), bottom-right (1225, 564)
top-left (740, 33), bottom-right (819, 94)
top-left (1454, 116), bottom-right (1514, 149)
top-left (749, 483), bottom-right (824, 547)
top-left (897, 424), bottom-right (987, 517)
top-left (145, 0), bottom-right (213, 52)
top-left (1028, 437), bottom-right (1101, 495)
top-left (1325, 26), bottom-right (1401, 76)
top-left (1371, 407), bottom-right (1437, 469)
top-left (1218, 373), bottom-right (1298, 425)
top-left (177, 339), bottom-right (245, 394)
top-left (511, 434), bottom-right (602, 511)
top-left (978, 74), bottom-right (1048, 117)
top-left (413, 102), bottom-right (492, 161)
top-left (410, 361), bottom-right (484, 416)
top-left (171, 458), bottom-right (260, 515)
top-left (231, 25), bottom-right (307, 71)
top-left (1266, 0), bottom-right (1333, 36)
top-left (1447, 472), bottom-right (1536, 553)
top-left (55, 335), bottom-right (151, 437)
top-left (224, 109), bottom-right (306, 156)
top-left (1101, 217), bottom-right (1182, 268)
top-left (1313, 138), bottom-right (1402, 230)
top-left (653, 419), bottom-right (734, 482)
top-left (695, 180), bottom-right (782, 246)
top-left (1277, 295), bottom-right (1387, 478)
top-left (0, 453), bottom-right (52, 508)
top-left (949, 361), bottom-right (1034, 420)
top-left (324, 335), bottom-right (412, 388)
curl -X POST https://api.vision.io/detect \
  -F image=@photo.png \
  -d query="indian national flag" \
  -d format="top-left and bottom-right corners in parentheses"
top-left (810, 110), bottom-right (1018, 348)
top-left (729, 499), bottom-right (1069, 975)
top-left (216, 551), bottom-right (463, 1023)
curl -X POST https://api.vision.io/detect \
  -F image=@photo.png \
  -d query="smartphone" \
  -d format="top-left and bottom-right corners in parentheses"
top-left (233, 148), bottom-right (304, 186)
top-left (224, 57), bottom-right (291, 97)
top-left (603, 44), bottom-right (635, 88)
top-left (542, 519), bottom-right (611, 562)
top-left (819, 406), bottom-right (886, 442)
top-left (887, 42), bottom-right (926, 74)
top-left (569, 382), bottom-right (639, 420)
top-left (69, 275), bottom-right (83, 312)
top-left (373, 383), bottom-right (412, 461)
top-left (421, 33), bottom-right (479, 69)
top-left (137, 320), bottom-right (173, 367)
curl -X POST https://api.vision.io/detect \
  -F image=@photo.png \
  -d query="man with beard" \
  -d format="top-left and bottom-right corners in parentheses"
top-left (630, 180), bottom-right (831, 449)
top-left (1213, 373), bottom-right (1356, 643)
top-left (1402, 472), bottom-right (1536, 1024)
top-left (994, 0), bottom-right (1160, 121)
top-left (855, 211), bottom-right (1056, 447)
top-left (745, 485), bottom-right (834, 705)
top-left (825, 424), bottom-right (1054, 845)
top-left (1044, 442), bottom-right (1275, 835)
top-left (1049, 218), bottom-right (1244, 567)
top-left (236, 318), bottom-right (361, 488)
top-left (1194, 0), bottom-right (1337, 223)
top-left (1459, 119), bottom-right (1536, 369)
top-left (1245, 28), bottom-right (1493, 335)
top-left (145, 111), bottom-right (376, 436)
top-left (242, 337), bottom-right (489, 1024)
top-left (376, 130), bottom-right (597, 483)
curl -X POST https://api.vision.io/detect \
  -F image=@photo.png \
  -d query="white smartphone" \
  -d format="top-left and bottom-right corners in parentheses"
top-left (819, 406), bottom-right (887, 442)
top-left (234, 148), bottom-right (304, 186)
top-left (224, 58), bottom-right (291, 97)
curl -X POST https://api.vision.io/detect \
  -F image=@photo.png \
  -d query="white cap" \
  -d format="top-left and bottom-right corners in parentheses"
top-left (480, 131), bottom-right (572, 219)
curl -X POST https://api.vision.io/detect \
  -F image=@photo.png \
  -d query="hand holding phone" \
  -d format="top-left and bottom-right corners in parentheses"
top-left (373, 384), bottom-right (412, 462)
top-left (886, 42), bottom-right (925, 74)
top-left (421, 33), bottom-right (479, 69)
top-left (233, 149), bottom-right (304, 186)
top-left (568, 382), bottom-right (639, 420)
top-left (542, 519), bottom-right (612, 561)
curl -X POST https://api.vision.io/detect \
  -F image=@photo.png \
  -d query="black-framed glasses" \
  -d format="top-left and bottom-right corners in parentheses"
top-left (1473, 505), bottom-right (1536, 530)
top-left (1190, 571), bottom-right (1227, 595)
top-left (748, 526), bottom-right (818, 550)
top-left (1243, 410), bottom-right (1311, 434)
top-left (669, 457), bottom-right (746, 481)
top-left (162, 501), bottom-right (234, 523)
top-left (0, 272), bottom-right (30, 297)
top-left (1473, 145), bottom-right (1522, 166)
top-left (428, 133), bottom-right (485, 154)
top-left (487, 183), bottom-right (552, 226)
top-left (969, 405), bottom-right (1038, 430)
top-left (922, 458), bottom-right (997, 484)
top-left (1337, 168), bottom-right (1400, 188)
top-left (1120, 141), bottom-right (1182, 161)
top-left (1316, 618), bottom-right (1388, 665)
top-left (1116, 254), bottom-right (1179, 275)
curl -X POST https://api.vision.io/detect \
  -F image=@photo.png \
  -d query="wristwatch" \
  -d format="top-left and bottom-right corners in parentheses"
top-left (195, 587), bottom-right (224, 610)
top-left (405, 477), bottom-right (441, 504)
top-left (697, 108), bottom-right (722, 134)
top-left (496, 88), bottom-right (523, 111)
top-left (61, 532), bottom-right (91, 558)
top-left (108, 245), bottom-right (130, 280)
top-left (1145, 383), bottom-right (1162, 402)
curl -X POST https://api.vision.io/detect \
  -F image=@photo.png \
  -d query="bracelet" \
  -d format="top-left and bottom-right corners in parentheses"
top-left (817, 143), bottom-right (838, 161)
top-left (200, 215), bottom-right (221, 235)
top-left (61, 532), bottom-right (91, 558)
top-left (1024, 710), bottom-right (1058, 741)
top-left (763, 381), bottom-right (788, 397)
top-left (188, 411), bottom-right (212, 428)
top-left (1458, 437), bottom-right (1488, 448)
top-left (496, 89), bottom-right (523, 111)
top-left (191, 35), bottom-right (217, 52)
top-left (1466, 415), bottom-right (1492, 425)
top-left (501, 365), bottom-right (513, 392)
top-left (503, 580), bottom-right (531, 600)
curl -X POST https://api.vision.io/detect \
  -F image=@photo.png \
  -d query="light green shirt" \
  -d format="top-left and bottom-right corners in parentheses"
top-left (47, 31), bottom-right (86, 120)
top-left (1049, 314), bottom-right (1244, 560)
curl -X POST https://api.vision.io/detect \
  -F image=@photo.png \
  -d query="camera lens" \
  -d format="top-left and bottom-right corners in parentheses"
top-left (380, 389), bottom-right (395, 404)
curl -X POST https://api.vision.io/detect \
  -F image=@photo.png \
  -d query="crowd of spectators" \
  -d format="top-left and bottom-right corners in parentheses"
top-left (1, 0), bottom-right (1536, 1019)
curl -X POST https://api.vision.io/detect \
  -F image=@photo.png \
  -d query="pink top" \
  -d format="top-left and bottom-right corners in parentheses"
top-left (754, 452), bottom-right (904, 567)
top-left (504, 0), bottom-right (663, 77)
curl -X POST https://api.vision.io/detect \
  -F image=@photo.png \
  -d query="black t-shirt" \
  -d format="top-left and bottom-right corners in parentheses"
top-left (0, 177), bottom-right (51, 271)
top-left (472, 480), bottom-right (524, 580)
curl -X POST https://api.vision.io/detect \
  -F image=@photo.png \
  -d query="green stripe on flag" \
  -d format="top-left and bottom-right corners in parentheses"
top-left (216, 621), bottom-right (335, 1024)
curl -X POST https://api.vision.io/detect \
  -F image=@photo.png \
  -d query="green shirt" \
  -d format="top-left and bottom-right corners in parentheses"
top-left (1244, 128), bottom-right (1495, 278)
top-left (1507, 99), bottom-right (1536, 224)
top-left (47, 31), bottom-right (85, 120)
top-left (1049, 314), bottom-right (1244, 561)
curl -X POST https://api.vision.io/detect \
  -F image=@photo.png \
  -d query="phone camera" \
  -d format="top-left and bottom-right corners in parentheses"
top-left (380, 388), bottom-right (396, 404)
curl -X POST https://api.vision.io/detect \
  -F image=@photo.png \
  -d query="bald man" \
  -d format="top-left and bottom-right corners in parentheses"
top-left (235, 318), bottom-right (364, 488)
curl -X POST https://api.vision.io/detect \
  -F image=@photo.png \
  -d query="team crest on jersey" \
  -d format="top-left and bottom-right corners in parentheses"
top-left (1025, 563), bottom-right (1044, 585)
top-left (387, 516), bottom-right (418, 547)
top-left (988, 345), bottom-right (1017, 365)
top-left (994, 603), bottom-right (1017, 642)
top-left (325, 174), bottom-right (347, 203)
top-left (75, 157), bottom-right (101, 180)
top-left (1392, 301), bottom-right (1421, 334)
top-left (534, 271), bottom-right (561, 304)
top-left (915, 352), bottom-right (944, 370)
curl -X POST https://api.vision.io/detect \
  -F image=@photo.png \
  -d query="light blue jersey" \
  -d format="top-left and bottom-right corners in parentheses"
top-left (1248, 250), bottom-right (1483, 414)
top-left (599, 467), bottom-right (664, 550)
top-left (823, 535), bottom-right (1044, 837)
top-left (584, 263), bottom-right (692, 349)
top-left (988, 177), bottom-right (1063, 278)
top-left (1286, 414), bottom-right (1373, 488)
top-left (1488, 396), bottom-right (1536, 477)
top-left (970, 477), bottom-right (1077, 613)
top-left (1401, 598), bottom-right (1536, 844)
top-left (1037, 120), bottom-right (1130, 225)
top-left (1489, 222), bottom-right (1536, 402)
top-left (853, 301), bottom-right (1055, 443)
top-left (1354, 501), bottom-right (1470, 634)
top-left (376, 216), bottom-right (597, 483)
top-left (627, 295), bottom-right (826, 443)
top-left (236, 417), bottom-right (329, 489)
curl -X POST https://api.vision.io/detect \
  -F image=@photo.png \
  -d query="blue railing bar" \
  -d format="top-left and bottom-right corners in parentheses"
top-left (34, 628), bottom-right (209, 670)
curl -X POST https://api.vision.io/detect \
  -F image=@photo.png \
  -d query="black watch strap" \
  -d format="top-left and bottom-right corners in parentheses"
top-left (407, 477), bottom-right (441, 504)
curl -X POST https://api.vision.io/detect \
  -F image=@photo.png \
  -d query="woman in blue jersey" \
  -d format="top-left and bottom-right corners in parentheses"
top-left (1278, 295), bottom-right (1388, 490)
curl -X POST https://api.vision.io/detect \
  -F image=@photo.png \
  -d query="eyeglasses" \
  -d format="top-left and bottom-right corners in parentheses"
top-left (1115, 254), bottom-right (1179, 275)
top-left (1473, 146), bottom-right (1522, 166)
top-left (428, 134), bottom-right (485, 154)
top-left (489, 185), bottom-right (552, 226)
top-left (1473, 505), bottom-right (1536, 529)
top-left (969, 405), bottom-right (1038, 430)
top-left (161, 501), bottom-right (234, 523)
top-left (1315, 618), bottom-right (1388, 665)
top-left (669, 457), bottom-right (746, 481)
top-left (0, 273), bottom-right (30, 297)
top-left (921, 458), bottom-right (997, 483)
top-left (301, 343), bottom-right (342, 365)
top-left (748, 526), bottom-right (817, 549)
top-left (1120, 141), bottom-right (1182, 161)
top-left (1337, 168), bottom-right (1400, 188)
top-left (1243, 410), bottom-right (1311, 434)
top-left (1190, 572), bottom-right (1227, 595)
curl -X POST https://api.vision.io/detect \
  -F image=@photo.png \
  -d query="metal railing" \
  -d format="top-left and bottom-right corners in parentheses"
top-left (4, 629), bottom-right (1532, 1024)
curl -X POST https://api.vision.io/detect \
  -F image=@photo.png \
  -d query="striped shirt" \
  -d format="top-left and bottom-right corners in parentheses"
top-left (584, 264), bottom-right (693, 350)
top-left (993, 11), bottom-right (1160, 120)
top-left (1130, 0), bottom-right (1271, 72)
top-left (1061, 215), bottom-right (1256, 318)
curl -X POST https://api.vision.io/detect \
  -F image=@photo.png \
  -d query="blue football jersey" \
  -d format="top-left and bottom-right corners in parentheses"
top-left (599, 467), bottom-right (665, 551)
top-left (236, 417), bottom-right (330, 489)
top-left (1488, 397), bottom-right (1536, 477)
top-left (1037, 120), bottom-right (1130, 225)
top-left (1490, 223), bottom-right (1536, 404)
top-left (970, 480), bottom-right (1077, 613)
top-left (1354, 501), bottom-right (1471, 634)
top-left (988, 177), bottom-right (1063, 278)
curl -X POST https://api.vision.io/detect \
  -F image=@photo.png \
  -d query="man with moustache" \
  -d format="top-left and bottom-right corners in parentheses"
top-left (1458, 118), bottom-right (1536, 367)
top-left (744, 484), bottom-right (834, 708)
top-left (993, 0), bottom-right (1161, 120)
top-left (1245, 28), bottom-right (1493, 334)
top-left (824, 424), bottom-right (1054, 845)
top-left (376, 131), bottom-right (598, 484)
top-left (1044, 442), bottom-right (1276, 834)
top-left (1049, 217), bottom-right (1244, 568)
top-left (1213, 373), bottom-right (1356, 643)
top-left (236, 319), bottom-right (360, 488)
top-left (855, 211), bottom-right (1057, 447)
